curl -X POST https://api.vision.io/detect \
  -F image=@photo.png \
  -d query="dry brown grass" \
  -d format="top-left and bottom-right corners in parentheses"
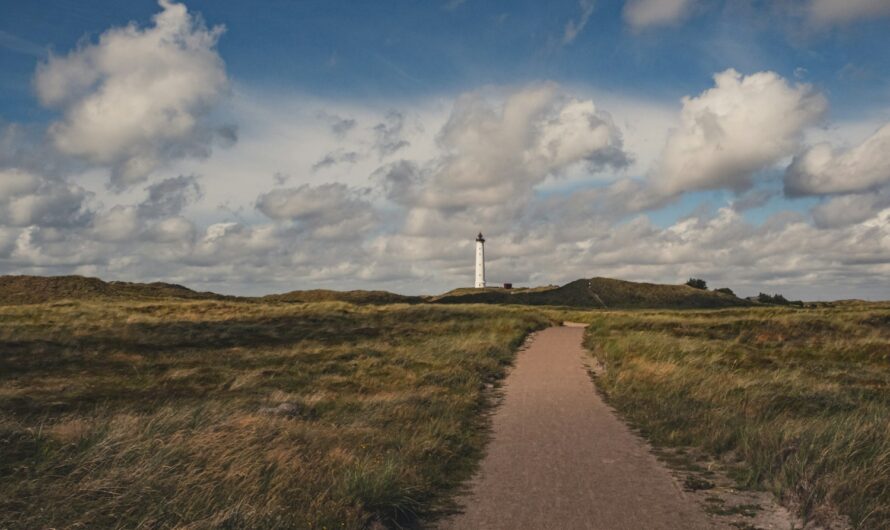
top-left (582, 303), bottom-right (890, 529)
top-left (0, 299), bottom-right (551, 529)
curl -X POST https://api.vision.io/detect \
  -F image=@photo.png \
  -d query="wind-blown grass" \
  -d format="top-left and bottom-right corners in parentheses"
top-left (0, 300), bottom-right (550, 529)
top-left (582, 303), bottom-right (890, 529)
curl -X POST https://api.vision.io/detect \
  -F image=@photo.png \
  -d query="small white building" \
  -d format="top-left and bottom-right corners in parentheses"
top-left (475, 232), bottom-right (486, 288)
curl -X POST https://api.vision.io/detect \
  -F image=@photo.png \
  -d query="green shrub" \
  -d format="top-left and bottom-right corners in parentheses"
top-left (686, 278), bottom-right (708, 290)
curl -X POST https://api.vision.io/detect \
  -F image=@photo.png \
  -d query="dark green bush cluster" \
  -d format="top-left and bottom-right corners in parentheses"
top-left (757, 292), bottom-right (802, 306)
top-left (686, 278), bottom-right (708, 290)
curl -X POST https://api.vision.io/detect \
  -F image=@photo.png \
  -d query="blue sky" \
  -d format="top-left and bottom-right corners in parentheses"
top-left (5, 1), bottom-right (890, 112)
top-left (1, 0), bottom-right (889, 299)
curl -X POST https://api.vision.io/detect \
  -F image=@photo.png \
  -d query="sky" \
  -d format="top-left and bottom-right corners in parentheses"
top-left (1, 0), bottom-right (889, 299)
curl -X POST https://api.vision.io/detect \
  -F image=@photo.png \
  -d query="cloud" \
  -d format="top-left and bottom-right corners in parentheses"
top-left (731, 188), bottom-right (776, 211)
top-left (443, 0), bottom-right (467, 11)
top-left (409, 83), bottom-right (629, 212)
top-left (34, 0), bottom-right (231, 189)
top-left (563, 0), bottom-right (595, 44)
top-left (0, 168), bottom-right (92, 228)
top-left (0, 121), bottom-right (80, 177)
top-left (372, 160), bottom-right (423, 206)
top-left (373, 111), bottom-right (410, 156)
top-left (652, 69), bottom-right (826, 195)
top-left (0, 30), bottom-right (46, 57)
top-left (806, 0), bottom-right (890, 26)
top-left (623, 0), bottom-right (695, 30)
top-left (2, 74), bottom-right (887, 300)
top-left (144, 216), bottom-right (196, 243)
top-left (356, 84), bottom-right (638, 286)
top-left (317, 112), bottom-right (357, 138)
top-left (89, 176), bottom-right (204, 243)
top-left (255, 183), bottom-right (377, 240)
top-left (312, 150), bottom-right (361, 172)
top-left (91, 206), bottom-right (141, 242)
top-left (811, 189), bottom-right (890, 228)
top-left (138, 175), bottom-right (203, 217)
top-left (785, 123), bottom-right (890, 196)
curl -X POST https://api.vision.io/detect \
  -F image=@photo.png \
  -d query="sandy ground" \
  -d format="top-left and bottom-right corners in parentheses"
top-left (438, 324), bottom-right (714, 530)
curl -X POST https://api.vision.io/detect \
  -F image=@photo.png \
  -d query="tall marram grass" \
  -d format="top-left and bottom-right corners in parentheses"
top-left (0, 300), bottom-right (550, 529)
top-left (582, 303), bottom-right (890, 529)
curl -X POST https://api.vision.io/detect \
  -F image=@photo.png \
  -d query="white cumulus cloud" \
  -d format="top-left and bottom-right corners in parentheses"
top-left (652, 69), bottom-right (826, 195)
top-left (412, 83), bottom-right (629, 211)
top-left (34, 0), bottom-right (230, 189)
top-left (785, 123), bottom-right (890, 196)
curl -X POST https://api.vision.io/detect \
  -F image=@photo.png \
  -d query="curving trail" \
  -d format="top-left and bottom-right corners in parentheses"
top-left (439, 323), bottom-right (714, 530)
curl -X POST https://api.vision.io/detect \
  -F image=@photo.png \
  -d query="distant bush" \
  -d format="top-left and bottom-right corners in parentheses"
top-left (757, 292), bottom-right (786, 304)
top-left (714, 287), bottom-right (735, 296)
top-left (686, 278), bottom-right (708, 290)
top-left (757, 292), bottom-right (803, 306)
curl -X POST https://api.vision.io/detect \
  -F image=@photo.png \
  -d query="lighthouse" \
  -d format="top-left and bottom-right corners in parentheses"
top-left (475, 232), bottom-right (486, 288)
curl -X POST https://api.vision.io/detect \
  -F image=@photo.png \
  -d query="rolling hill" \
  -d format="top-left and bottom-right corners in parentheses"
top-left (0, 274), bottom-right (750, 309)
top-left (432, 277), bottom-right (750, 309)
top-left (262, 289), bottom-right (422, 305)
top-left (0, 275), bottom-right (227, 305)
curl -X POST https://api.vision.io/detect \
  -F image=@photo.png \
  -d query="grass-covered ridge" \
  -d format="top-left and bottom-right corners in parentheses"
top-left (262, 289), bottom-right (423, 305)
top-left (582, 303), bottom-right (890, 529)
top-left (0, 300), bottom-right (550, 529)
top-left (434, 277), bottom-right (749, 308)
top-left (2, 274), bottom-right (751, 310)
top-left (0, 275), bottom-right (230, 304)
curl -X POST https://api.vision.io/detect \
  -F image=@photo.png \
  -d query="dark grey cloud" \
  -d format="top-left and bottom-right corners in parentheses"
top-left (311, 150), bottom-right (361, 172)
top-left (139, 175), bottom-right (203, 218)
top-left (371, 159), bottom-right (422, 206)
top-left (373, 111), bottom-right (410, 156)
top-left (317, 112), bottom-right (357, 138)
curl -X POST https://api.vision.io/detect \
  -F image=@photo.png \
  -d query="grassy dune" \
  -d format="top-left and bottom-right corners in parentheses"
top-left (0, 300), bottom-right (550, 529)
top-left (583, 303), bottom-right (890, 529)
top-left (433, 277), bottom-right (747, 309)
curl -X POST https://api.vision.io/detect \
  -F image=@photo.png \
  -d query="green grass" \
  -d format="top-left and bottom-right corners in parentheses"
top-left (581, 303), bottom-right (890, 529)
top-left (0, 300), bottom-right (550, 529)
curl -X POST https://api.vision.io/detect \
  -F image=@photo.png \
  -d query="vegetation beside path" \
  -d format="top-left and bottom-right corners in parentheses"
top-left (3, 291), bottom-right (888, 529)
top-left (582, 303), bottom-right (890, 529)
top-left (0, 300), bottom-right (549, 529)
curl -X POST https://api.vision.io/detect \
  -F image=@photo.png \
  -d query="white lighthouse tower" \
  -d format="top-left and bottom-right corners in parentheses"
top-left (475, 232), bottom-right (486, 288)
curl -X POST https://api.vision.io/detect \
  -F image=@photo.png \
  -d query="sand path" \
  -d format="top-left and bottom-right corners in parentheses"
top-left (438, 323), bottom-right (714, 530)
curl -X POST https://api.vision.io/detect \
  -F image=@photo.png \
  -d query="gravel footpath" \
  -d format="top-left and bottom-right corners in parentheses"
top-left (438, 324), bottom-right (714, 530)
